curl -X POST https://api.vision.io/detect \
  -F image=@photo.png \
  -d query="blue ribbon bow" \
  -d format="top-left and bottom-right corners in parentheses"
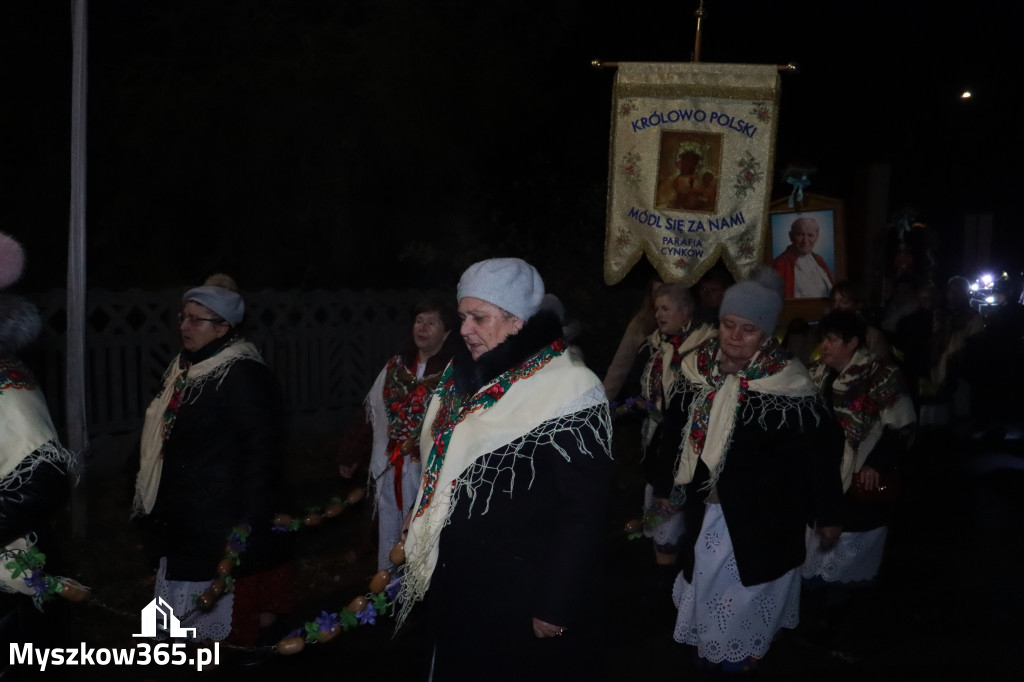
top-left (786, 175), bottom-right (810, 207)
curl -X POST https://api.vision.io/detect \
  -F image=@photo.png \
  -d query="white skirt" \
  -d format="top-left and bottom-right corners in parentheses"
top-left (672, 503), bottom-right (800, 663)
top-left (801, 526), bottom-right (888, 584)
top-left (376, 458), bottom-right (423, 570)
top-left (154, 557), bottom-right (234, 642)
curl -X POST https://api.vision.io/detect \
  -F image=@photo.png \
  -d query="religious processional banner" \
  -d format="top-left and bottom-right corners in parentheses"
top-left (604, 62), bottom-right (780, 285)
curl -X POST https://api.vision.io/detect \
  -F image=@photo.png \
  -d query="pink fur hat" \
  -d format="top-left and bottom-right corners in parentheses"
top-left (0, 232), bottom-right (26, 290)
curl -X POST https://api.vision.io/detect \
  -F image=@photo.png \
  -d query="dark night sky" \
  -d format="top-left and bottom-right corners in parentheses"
top-left (2, 1), bottom-right (1022, 298)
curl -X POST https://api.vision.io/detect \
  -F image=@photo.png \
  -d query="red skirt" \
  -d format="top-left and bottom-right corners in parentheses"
top-left (227, 562), bottom-right (296, 645)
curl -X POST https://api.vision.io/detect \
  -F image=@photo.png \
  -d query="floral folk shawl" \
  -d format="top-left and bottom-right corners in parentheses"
top-left (673, 337), bottom-right (820, 490)
top-left (1, 359), bottom-right (75, 601)
top-left (1, 360), bottom-right (70, 484)
top-left (398, 341), bottom-right (608, 624)
top-left (366, 355), bottom-right (443, 478)
top-left (365, 354), bottom-right (445, 512)
top-left (639, 322), bottom-right (716, 448)
top-left (809, 347), bottom-right (916, 491)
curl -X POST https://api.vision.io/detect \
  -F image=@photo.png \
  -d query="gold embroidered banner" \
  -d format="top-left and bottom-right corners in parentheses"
top-left (604, 62), bottom-right (780, 285)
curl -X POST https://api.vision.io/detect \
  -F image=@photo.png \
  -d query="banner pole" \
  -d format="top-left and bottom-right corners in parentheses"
top-left (693, 0), bottom-right (705, 62)
top-left (590, 60), bottom-right (798, 73)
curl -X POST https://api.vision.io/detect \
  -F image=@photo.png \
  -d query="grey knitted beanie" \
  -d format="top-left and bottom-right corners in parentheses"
top-left (182, 273), bottom-right (245, 326)
top-left (718, 266), bottom-right (785, 335)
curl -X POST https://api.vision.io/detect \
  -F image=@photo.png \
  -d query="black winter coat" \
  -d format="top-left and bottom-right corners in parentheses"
top-left (426, 311), bottom-right (614, 682)
top-left (146, 355), bottom-right (290, 582)
top-left (660, 387), bottom-right (845, 587)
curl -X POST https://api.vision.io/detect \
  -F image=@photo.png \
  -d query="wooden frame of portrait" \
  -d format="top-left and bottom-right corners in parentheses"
top-left (766, 193), bottom-right (845, 330)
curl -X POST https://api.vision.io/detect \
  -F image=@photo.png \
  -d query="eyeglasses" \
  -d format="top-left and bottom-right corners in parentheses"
top-left (178, 312), bottom-right (225, 326)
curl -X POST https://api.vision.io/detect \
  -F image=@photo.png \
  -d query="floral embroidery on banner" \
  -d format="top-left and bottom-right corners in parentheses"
top-left (733, 151), bottom-right (764, 197)
top-left (622, 150), bottom-right (643, 190)
top-left (749, 102), bottom-right (772, 123)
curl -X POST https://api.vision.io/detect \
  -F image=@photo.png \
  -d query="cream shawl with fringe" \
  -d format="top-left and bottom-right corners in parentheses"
top-left (1, 366), bottom-right (75, 600)
top-left (1, 369), bottom-right (62, 481)
top-left (673, 340), bottom-right (817, 489)
top-left (399, 349), bottom-right (608, 621)
top-left (639, 323), bottom-right (717, 448)
top-left (132, 340), bottom-right (264, 517)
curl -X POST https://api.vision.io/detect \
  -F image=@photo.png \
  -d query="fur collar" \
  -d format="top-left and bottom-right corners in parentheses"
top-left (0, 294), bottom-right (42, 358)
top-left (452, 309), bottom-right (564, 395)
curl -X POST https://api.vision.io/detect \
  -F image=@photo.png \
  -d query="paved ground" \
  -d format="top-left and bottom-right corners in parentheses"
top-left (21, 418), bottom-right (1024, 681)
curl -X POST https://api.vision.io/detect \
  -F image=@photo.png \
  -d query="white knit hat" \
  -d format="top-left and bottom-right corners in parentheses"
top-left (457, 258), bottom-right (544, 320)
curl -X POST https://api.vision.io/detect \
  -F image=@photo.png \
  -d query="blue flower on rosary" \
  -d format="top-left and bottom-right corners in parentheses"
top-left (316, 610), bottom-right (341, 633)
top-left (356, 603), bottom-right (378, 625)
top-left (25, 570), bottom-right (50, 597)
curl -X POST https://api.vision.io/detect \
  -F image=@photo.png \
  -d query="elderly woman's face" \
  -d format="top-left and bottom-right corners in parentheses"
top-left (718, 314), bottom-right (765, 370)
top-left (179, 300), bottom-right (230, 352)
top-left (654, 294), bottom-right (692, 335)
top-left (413, 311), bottom-right (447, 358)
top-left (458, 297), bottom-right (523, 360)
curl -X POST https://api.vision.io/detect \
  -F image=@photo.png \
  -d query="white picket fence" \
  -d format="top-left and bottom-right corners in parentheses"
top-left (25, 288), bottom-right (423, 469)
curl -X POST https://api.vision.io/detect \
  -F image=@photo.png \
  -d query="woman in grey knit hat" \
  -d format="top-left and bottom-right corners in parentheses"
top-left (656, 266), bottom-right (846, 673)
top-left (133, 274), bottom-right (293, 645)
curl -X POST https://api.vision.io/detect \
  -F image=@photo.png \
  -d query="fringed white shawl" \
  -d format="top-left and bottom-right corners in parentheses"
top-left (132, 340), bottom-right (264, 517)
top-left (673, 339), bottom-right (818, 490)
top-left (1, 364), bottom-right (76, 602)
top-left (639, 323), bottom-right (716, 448)
top-left (398, 347), bottom-right (609, 626)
